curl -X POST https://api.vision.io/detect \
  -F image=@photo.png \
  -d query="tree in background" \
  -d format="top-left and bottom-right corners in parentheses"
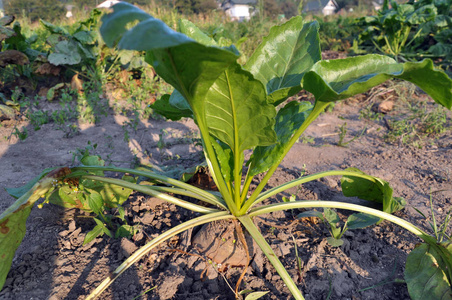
top-left (279, 0), bottom-right (298, 18)
top-left (264, 0), bottom-right (282, 17)
top-left (258, 0), bottom-right (282, 19)
top-left (175, 0), bottom-right (218, 14)
top-left (3, 0), bottom-right (65, 21)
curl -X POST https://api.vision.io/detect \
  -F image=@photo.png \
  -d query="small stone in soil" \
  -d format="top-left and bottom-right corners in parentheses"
top-left (121, 238), bottom-right (138, 257)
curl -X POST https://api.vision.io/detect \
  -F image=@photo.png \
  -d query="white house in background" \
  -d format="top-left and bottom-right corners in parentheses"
top-left (96, 0), bottom-right (121, 8)
top-left (0, 0), bottom-right (4, 17)
top-left (65, 5), bottom-right (74, 18)
top-left (303, 0), bottom-right (339, 15)
top-left (221, 0), bottom-right (256, 21)
top-left (372, 0), bottom-right (385, 10)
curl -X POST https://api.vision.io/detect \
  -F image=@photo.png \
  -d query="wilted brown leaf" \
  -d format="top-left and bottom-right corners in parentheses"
top-left (0, 50), bottom-right (29, 67)
top-left (35, 63), bottom-right (61, 76)
top-left (71, 74), bottom-right (84, 93)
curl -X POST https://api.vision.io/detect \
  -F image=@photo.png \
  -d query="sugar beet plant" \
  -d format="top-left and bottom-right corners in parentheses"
top-left (1, 3), bottom-right (452, 299)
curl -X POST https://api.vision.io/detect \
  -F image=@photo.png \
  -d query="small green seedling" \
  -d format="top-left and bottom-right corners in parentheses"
top-left (298, 208), bottom-right (380, 247)
top-left (337, 122), bottom-right (366, 147)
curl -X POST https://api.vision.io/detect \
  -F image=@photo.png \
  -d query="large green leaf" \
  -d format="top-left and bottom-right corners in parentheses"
top-left (341, 167), bottom-right (406, 214)
top-left (248, 101), bottom-right (312, 176)
top-left (301, 55), bottom-right (452, 109)
top-left (48, 40), bottom-right (82, 66)
top-left (150, 94), bottom-right (193, 121)
top-left (0, 170), bottom-right (69, 290)
top-left (146, 44), bottom-right (238, 115)
top-left (178, 19), bottom-right (217, 46)
top-left (210, 138), bottom-right (234, 182)
top-left (204, 63), bottom-right (277, 153)
top-left (100, 3), bottom-right (239, 116)
top-left (169, 90), bottom-right (192, 112)
top-left (245, 17), bottom-right (321, 105)
top-left (405, 243), bottom-right (452, 300)
top-left (0, 204), bottom-right (32, 291)
top-left (100, 3), bottom-right (167, 48)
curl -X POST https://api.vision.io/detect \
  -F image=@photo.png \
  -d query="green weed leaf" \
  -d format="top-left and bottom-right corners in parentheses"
top-left (88, 190), bottom-right (104, 215)
top-left (297, 210), bottom-right (324, 220)
top-left (324, 208), bottom-right (340, 224)
top-left (244, 291), bottom-right (270, 300)
top-left (248, 101), bottom-right (312, 176)
top-left (93, 218), bottom-right (112, 238)
top-left (115, 225), bottom-right (138, 239)
top-left (83, 224), bottom-right (103, 245)
top-left (50, 187), bottom-right (84, 209)
top-left (326, 237), bottom-right (344, 247)
top-left (302, 55), bottom-right (452, 109)
top-left (346, 213), bottom-right (379, 230)
top-left (245, 17), bottom-right (321, 105)
top-left (405, 243), bottom-right (452, 300)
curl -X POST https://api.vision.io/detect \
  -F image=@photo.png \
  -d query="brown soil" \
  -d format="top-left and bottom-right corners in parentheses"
top-left (0, 79), bottom-right (451, 300)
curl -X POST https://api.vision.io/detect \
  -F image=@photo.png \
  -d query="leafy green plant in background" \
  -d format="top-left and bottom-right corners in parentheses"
top-left (41, 9), bottom-right (100, 72)
top-left (357, 0), bottom-right (452, 72)
top-left (0, 3), bottom-right (451, 300)
top-left (0, 15), bottom-right (39, 86)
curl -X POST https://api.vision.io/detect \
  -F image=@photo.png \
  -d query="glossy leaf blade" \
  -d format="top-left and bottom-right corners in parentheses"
top-left (405, 243), bottom-right (452, 300)
top-left (302, 55), bottom-right (452, 109)
top-left (210, 138), bottom-right (234, 182)
top-left (150, 94), bottom-right (192, 121)
top-left (100, 3), bottom-right (188, 49)
top-left (178, 19), bottom-right (217, 46)
top-left (245, 17), bottom-right (321, 105)
top-left (146, 44), bottom-right (238, 115)
top-left (204, 63), bottom-right (277, 153)
top-left (100, 2), bottom-right (239, 114)
top-left (248, 101), bottom-right (312, 176)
